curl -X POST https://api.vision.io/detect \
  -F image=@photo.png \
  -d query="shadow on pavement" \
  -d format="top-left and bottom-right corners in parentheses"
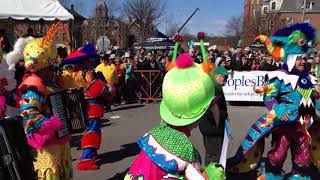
top-left (97, 142), bottom-right (140, 166)
top-left (71, 134), bottom-right (82, 149)
top-left (107, 168), bottom-right (129, 180)
top-left (101, 118), bottom-right (116, 128)
top-left (111, 104), bottom-right (145, 112)
top-left (227, 170), bottom-right (258, 180)
top-left (226, 156), bottom-right (320, 179)
top-left (71, 119), bottom-right (113, 149)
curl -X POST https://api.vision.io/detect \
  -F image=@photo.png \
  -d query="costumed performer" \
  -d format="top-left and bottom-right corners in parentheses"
top-left (229, 23), bottom-right (320, 180)
top-left (124, 33), bottom-right (226, 180)
top-left (5, 22), bottom-right (72, 180)
top-left (61, 45), bottom-right (112, 170)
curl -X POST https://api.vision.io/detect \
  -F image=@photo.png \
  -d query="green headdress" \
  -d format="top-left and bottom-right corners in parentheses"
top-left (160, 33), bottom-right (215, 126)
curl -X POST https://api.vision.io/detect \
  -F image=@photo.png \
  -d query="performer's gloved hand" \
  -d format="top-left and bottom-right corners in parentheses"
top-left (202, 163), bottom-right (226, 180)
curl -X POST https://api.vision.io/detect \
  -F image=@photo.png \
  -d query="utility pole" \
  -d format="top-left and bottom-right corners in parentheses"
top-left (301, 0), bottom-right (307, 22)
top-left (177, 8), bottom-right (200, 34)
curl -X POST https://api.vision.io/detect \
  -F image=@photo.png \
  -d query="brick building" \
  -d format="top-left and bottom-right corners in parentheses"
top-left (82, 0), bottom-right (156, 49)
top-left (242, 0), bottom-right (263, 47)
top-left (243, 0), bottom-right (320, 47)
top-left (0, 4), bottom-right (85, 50)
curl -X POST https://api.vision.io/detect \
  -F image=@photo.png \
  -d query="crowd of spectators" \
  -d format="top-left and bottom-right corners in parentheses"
top-left (12, 44), bottom-right (320, 107)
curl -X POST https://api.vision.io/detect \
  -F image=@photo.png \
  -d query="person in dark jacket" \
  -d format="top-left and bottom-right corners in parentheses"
top-left (237, 55), bottom-right (251, 71)
top-left (261, 56), bottom-right (278, 71)
top-left (199, 66), bottom-right (230, 165)
top-left (14, 59), bottom-right (26, 87)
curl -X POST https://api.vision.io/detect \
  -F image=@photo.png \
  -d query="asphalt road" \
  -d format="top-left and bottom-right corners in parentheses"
top-left (69, 103), bottom-right (294, 180)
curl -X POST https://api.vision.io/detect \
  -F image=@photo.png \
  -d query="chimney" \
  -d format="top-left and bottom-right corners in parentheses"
top-left (71, 4), bottom-right (74, 10)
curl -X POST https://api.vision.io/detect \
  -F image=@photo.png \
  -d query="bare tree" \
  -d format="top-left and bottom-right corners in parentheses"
top-left (123, 0), bottom-right (166, 42)
top-left (224, 15), bottom-right (243, 43)
top-left (258, 12), bottom-right (283, 36)
top-left (166, 22), bottom-right (179, 37)
top-left (107, 0), bottom-right (121, 18)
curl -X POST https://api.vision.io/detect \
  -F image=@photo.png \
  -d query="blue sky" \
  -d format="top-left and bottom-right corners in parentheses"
top-left (67, 0), bottom-right (244, 36)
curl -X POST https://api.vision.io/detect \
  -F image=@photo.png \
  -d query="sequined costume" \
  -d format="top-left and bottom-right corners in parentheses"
top-left (77, 76), bottom-right (111, 170)
top-left (229, 23), bottom-right (320, 180)
top-left (125, 33), bottom-right (226, 180)
top-left (59, 45), bottom-right (111, 170)
top-left (5, 22), bottom-right (72, 180)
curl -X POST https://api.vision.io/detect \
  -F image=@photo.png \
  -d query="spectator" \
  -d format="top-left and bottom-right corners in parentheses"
top-left (95, 54), bottom-right (118, 109)
top-left (0, 30), bottom-right (11, 53)
top-left (137, 53), bottom-right (149, 70)
top-left (188, 48), bottom-right (195, 58)
top-left (115, 57), bottom-right (126, 106)
top-left (251, 57), bottom-right (261, 71)
top-left (310, 55), bottom-right (320, 78)
top-left (238, 55), bottom-right (251, 71)
top-left (225, 56), bottom-right (232, 70)
top-left (218, 59), bottom-right (227, 67)
top-left (14, 59), bottom-right (26, 87)
top-left (199, 66), bottom-right (230, 165)
top-left (159, 55), bottom-right (168, 76)
top-left (125, 55), bottom-right (136, 103)
top-left (148, 53), bottom-right (160, 70)
top-left (261, 56), bottom-right (278, 71)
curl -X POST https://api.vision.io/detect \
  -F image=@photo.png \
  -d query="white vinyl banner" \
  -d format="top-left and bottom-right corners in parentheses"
top-left (222, 71), bottom-right (269, 102)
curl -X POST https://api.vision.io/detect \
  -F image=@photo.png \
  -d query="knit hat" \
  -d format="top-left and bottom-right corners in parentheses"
top-left (211, 66), bottom-right (230, 76)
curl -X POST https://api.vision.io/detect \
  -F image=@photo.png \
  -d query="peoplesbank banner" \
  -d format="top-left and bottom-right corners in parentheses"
top-left (222, 71), bottom-right (268, 102)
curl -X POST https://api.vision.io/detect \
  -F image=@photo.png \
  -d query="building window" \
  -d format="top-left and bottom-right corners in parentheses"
top-left (306, 1), bottom-right (315, 10)
top-left (263, 6), bottom-right (268, 13)
top-left (287, 18), bottom-right (294, 26)
top-left (271, 2), bottom-right (276, 10)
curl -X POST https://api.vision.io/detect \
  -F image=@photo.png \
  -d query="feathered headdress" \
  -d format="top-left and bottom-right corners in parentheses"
top-left (6, 22), bottom-right (61, 72)
top-left (256, 23), bottom-right (318, 72)
top-left (160, 32), bottom-right (216, 127)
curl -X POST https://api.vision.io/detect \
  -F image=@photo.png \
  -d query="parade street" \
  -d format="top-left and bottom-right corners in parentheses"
top-left (70, 103), bottom-right (291, 180)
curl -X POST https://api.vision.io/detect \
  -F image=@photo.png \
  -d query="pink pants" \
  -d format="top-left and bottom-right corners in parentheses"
top-left (268, 123), bottom-right (311, 167)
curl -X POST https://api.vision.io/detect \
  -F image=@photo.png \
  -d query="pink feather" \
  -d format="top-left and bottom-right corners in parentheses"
top-left (175, 53), bottom-right (194, 69)
top-left (197, 32), bottom-right (205, 40)
top-left (0, 96), bottom-right (6, 119)
top-left (174, 34), bottom-right (183, 42)
top-left (26, 116), bottom-right (70, 149)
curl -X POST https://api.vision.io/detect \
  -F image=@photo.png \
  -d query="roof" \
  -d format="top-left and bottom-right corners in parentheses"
top-left (280, 0), bottom-right (320, 13)
top-left (134, 31), bottom-right (175, 50)
top-left (97, 0), bottom-right (107, 7)
top-left (66, 6), bottom-right (85, 21)
top-left (0, 0), bottom-right (73, 21)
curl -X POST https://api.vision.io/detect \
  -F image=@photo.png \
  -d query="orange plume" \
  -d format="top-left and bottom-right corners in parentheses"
top-left (166, 62), bottom-right (176, 71)
top-left (40, 22), bottom-right (61, 48)
top-left (202, 63), bottom-right (215, 75)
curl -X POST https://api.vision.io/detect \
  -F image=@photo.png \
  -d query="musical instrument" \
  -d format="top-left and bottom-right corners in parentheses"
top-left (0, 116), bottom-right (36, 180)
top-left (49, 88), bottom-right (88, 138)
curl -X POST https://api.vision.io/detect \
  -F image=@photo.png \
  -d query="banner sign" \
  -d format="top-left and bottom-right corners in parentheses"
top-left (222, 71), bottom-right (268, 102)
